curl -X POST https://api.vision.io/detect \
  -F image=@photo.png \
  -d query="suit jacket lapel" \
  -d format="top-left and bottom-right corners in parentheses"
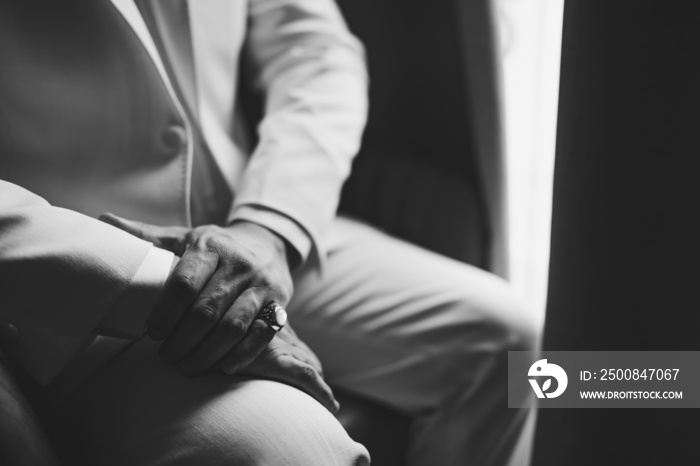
top-left (136, 0), bottom-right (199, 118)
top-left (109, 0), bottom-right (181, 105)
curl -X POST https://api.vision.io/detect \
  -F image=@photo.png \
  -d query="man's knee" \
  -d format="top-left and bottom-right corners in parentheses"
top-left (440, 272), bottom-right (539, 365)
top-left (76, 376), bottom-right (369, 466)
top-left (154, 379), bottom-right (370, 466)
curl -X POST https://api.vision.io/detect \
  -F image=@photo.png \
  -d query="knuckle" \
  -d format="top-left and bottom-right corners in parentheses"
top-left (190, 304), bottom-right (220, 326)
top-left (184, 230), bottom-right (199, 248)
top-left (240, 263), bottom-right (255, 277)
top-left (239, 301), bottom-right (261, 321)
top-left (191, 229), bottom-right (216, 251)
top-left (204, 235), bottom-right (224, 252)
top-left (297, 364), bottom-right (318, 383)
top-left (207, 282), bottom-right (229, 300)
top-left (219, 317), bottom-right (248, 340)
top-left (192, 236), bottom-right (209, 252)
top-left (261, 275), bottom-right (294, 305)
top-left (233, 256), bottom-right (254, 274)
top-left (171, 273), bottom-right (198, 298)
top-left (274, 287), bottom-right (292, 307)
top-left (255, 275), bottom-right (272, 289)
top-left (192, 227), bottom-right (232, 259)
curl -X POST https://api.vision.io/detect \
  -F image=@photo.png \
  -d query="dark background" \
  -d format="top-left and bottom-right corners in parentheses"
top-left (534, 1), bottom-right (700, 464)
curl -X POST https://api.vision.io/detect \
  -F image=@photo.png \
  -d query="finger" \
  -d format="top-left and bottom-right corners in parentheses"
top-left (218, 318), bottom-right (277, 375)
top-left (277, 329), bottom-right (324, 376)
top-left (147, 250), bottom-right (217, 341)
top-left (159, 268), bottom-right (250, 362)
top-left (178, 290), bottom-right (274, 375)
top-left (99, 213), bottom-right (189, 254)
top-left (248, 356), bottom-right (339, 413)
top-left (295, 344), bottom-right (324, 378)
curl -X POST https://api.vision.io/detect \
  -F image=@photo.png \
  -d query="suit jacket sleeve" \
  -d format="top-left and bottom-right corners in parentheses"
top-left (228, 0), bottom-right (369, 268)
top-left (0, 181), bottom-right (170, 385)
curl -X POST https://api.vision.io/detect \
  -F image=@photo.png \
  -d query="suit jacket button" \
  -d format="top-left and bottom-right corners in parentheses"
top-left (160, 125), bottom-right (188, 154)
top-left (0, 323), bottom-right (19, 344)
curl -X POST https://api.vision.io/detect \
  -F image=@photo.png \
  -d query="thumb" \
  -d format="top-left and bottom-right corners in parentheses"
top-left (99, 213), bottom-right (190, 255)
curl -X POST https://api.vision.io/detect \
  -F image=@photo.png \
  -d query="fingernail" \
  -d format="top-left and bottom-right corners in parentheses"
top-left (333, 401), bottom-right (341, 413)
top-left (179, 363), bottom-right (195, 377)
top-left (149, 328), bottom-right (165, 340)
top-left (224, 364), bottom-right (239, 375)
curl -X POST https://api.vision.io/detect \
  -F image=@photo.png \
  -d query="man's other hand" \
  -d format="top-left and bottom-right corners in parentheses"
top-left (99, 213), bottom-right (293, 378)
top-left (231, 324), bottom-right (339, 413)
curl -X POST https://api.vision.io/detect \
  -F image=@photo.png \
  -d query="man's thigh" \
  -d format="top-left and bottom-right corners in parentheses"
top-left (56, 338), bottom-right (368, 466)
top-left (289, 216), bottom-right (536, 413)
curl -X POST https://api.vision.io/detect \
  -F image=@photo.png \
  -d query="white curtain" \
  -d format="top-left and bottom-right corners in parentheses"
top-left (495, 1), bottom-right (564, 465)
top-left (497, 0), bottom-right (564, 324)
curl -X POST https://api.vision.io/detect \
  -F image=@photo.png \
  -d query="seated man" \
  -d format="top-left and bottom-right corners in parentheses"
top-left (0, 0), bottom-right (535, 464)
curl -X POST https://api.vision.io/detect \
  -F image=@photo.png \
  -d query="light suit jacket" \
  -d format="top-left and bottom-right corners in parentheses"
top-left (0, 0), bottom-right (367, 385)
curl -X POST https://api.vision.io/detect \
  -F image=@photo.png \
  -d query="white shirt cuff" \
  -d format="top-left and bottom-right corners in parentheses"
top-left (93, 246), bottom-right (174, 339)
top-left (229, 204), bottom-right (314, 268)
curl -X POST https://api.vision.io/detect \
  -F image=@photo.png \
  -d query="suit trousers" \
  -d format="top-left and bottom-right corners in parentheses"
top-left (55, 216), bottom-right (536, 466)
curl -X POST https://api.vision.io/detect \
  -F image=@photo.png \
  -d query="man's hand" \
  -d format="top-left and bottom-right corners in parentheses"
top-left (236, 324), bottom-right (339, 413)
top-left (99, 213), bottom-right (293, 377)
